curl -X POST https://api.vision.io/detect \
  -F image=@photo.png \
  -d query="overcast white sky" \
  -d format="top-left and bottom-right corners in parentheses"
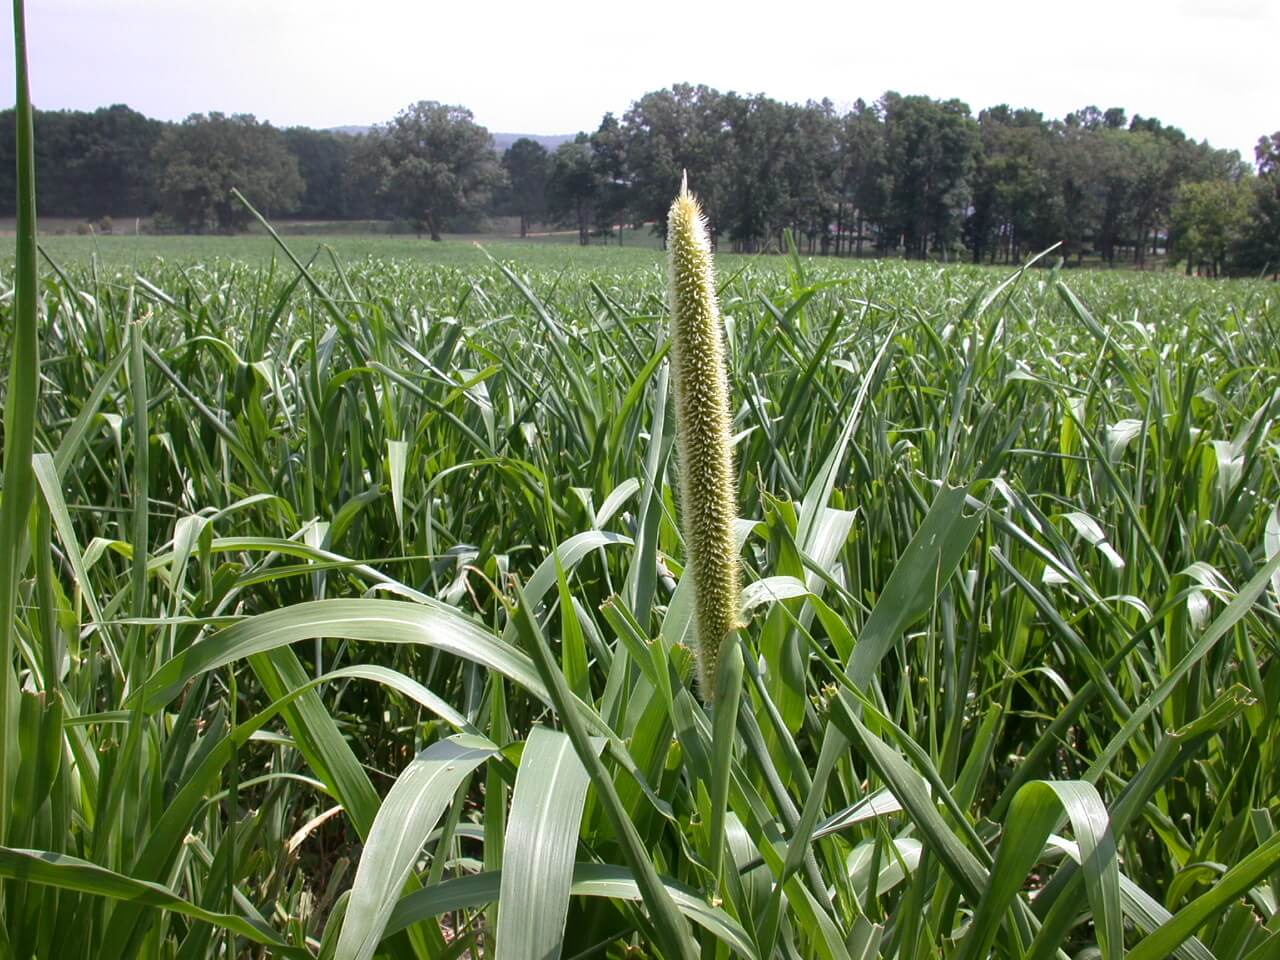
top-left (6, 0), bottom-right (1275, 165)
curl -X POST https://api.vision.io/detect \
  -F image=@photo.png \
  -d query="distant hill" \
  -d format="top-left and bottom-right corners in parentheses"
top-left (326, 126), bottom-right (575, 153)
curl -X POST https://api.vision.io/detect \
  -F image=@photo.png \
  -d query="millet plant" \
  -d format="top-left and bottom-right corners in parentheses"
top-left (667, 176), bottom-right (743, 701)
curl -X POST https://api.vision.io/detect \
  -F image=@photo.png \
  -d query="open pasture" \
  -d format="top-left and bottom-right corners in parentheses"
top-left (1, 238), bottom-right (1278, 959)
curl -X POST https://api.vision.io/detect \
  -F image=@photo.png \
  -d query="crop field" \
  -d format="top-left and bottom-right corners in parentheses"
top-left (10, 230), bottom-right (665, 270)
top-left (1, 223), bottom-right (1278, 960)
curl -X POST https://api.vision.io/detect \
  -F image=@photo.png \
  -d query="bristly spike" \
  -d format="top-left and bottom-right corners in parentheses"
top-left (680, 169), bottom-right (688, 198)
top-left (666, 180), bottom-right (741, 703)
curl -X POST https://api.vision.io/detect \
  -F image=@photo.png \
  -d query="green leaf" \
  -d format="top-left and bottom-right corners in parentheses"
top-left (958, 780), bottom-right (1121, 960)
top-left (495, 727), bottom-right (598, 960)
top-left (0, 0), bottom-right (41, 840)
top-left (836, 707), bottom-right (988, 902)
top-left (138, 598), bottom-right (548, 712)
top-left (740, 575), bottom-right (812, 616)
top-left (510, 581), bottom-right (699, 960)
top-left (388, 438), bottom-right (409, 535)
top-left (786, 483), bottom-right (982, 881)
top-left (0, 846), bottom-right (307, 957)
top-left (335, 735), bottom-right (495, 960)
top-left (846, 484), bottom-right (982, 688)
top-left (1128, 832), bottom-right (1280, 960)
top-left (386, 864), bottom-right (756, 958)
top-left (708, 632), bottom-right (745, 888)
top-left (519, 529), bottom-right (633, 624)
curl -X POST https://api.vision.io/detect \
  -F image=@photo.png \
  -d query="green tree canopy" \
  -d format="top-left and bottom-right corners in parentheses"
top-left (880, 92), bottom-right (980, 258)
top-left (546, 136), bottom-right (598, 245)
top-left (152, 113), bottom-right (301, 232)
top-left (622, 84), bottom-right (730, 238)
top-left (965, 106), bottom-right (1060, 264)
top-left (283, 127), bottom-right (354, 219)
top-left (1234, 132), bottom-right (1280, 276)
top-left (719, 93), bottom-right (793, 250)
top-left (0, 104), bottom-right (162, 218)
top-left (590, 114), bottom-right (630, 242)
top-left (1169, 179), bottom-right (1252, 276)
top-left (354, 101), bottom-right (504, 240)
top-left (836, 99), bottom-right (887, 256)
top-left (500, 137), bottom-right (549, 238)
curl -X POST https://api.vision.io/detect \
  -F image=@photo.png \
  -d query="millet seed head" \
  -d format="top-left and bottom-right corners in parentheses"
top-left (666, 176), bottom-right (742, 702)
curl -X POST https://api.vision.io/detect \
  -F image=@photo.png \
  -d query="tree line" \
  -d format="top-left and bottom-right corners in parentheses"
top-left (2, 88), bottom-right (1277, 273)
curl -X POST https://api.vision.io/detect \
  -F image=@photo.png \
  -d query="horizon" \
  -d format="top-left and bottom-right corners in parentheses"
top-left (5, 0), bottom-right (1274, 166)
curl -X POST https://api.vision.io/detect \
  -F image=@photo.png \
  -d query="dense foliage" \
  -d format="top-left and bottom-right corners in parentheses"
top-left (4, 90), bottom-right (1278, 271)
top-left (347, 101), bottom-right (505, 240)
top-left (1, 234), bottom-right (1278, 958)
top-left (152, 113), bottom-right (304, 232)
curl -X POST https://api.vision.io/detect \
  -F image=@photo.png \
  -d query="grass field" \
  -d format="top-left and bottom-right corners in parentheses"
top-left (1, 229), bottom-right (1278, 960)
top-left (7, 225), bottom-right (1199, 274)
top-left (0, 222), bottom-right (666, 270)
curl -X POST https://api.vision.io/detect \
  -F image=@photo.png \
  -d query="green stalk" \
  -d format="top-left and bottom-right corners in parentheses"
top-left (0, 0), bottom-right (40, 842)
top-left (667, 176), bottom-right (741, 701)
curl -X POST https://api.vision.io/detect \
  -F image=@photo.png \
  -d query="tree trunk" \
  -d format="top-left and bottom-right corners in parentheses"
top-left (426, 211), bottom-right (442, 242)
top-left (519, 212), bottom-right (528, 238)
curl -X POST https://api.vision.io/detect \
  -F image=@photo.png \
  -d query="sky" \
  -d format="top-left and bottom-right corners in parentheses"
top-left (6, 0), bottom-right (1275, 165)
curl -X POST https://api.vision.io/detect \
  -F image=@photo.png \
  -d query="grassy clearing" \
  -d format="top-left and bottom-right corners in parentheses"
top-left (1, 204), bottom-right (1279, 960)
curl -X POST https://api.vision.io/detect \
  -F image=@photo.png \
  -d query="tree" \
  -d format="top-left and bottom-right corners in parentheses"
top-left (1103, 107), bottom-right (1128, 130)
top-left (79, 105), bottom-right (164, 216)
top-left (1065, 105), bottom-right (1125, 132)
top-left (1050, 121), bottom-right (1102, 263)
top-left (1115, 130), bottom-right (1170, 267)
top-left (719, 93), bottom-right (793, 251)
top-left (965, 106), bottom-right (1059, 264)
top-left (1062, 126), bottom-right (1162, 267)
top-left (284, 127), bottom-right (354, 219)
top-left (1257, 132), bottom-right (1280, 176)
top-left (546, 136), bottom-right (598, 245)
top-left (0, 104), bottom-right (163, 218)
top-left (343, 132), bottom-right (386, 220)
top-left (623, 85), bottom-right (731, 240)
top-left (590, 114), bottom-right (630, 243)
top-left (355, 101), bottom-right (504, 240)
top-left (1169, 179), bottom-right (1251, 276)
top-left (836, 99), bottom-right (887, 257)
top-left (152, 113), bottom-right (302, 232)
top-left (880, 93), bottom-right (979, 258)
top-left (501, 138), bottom-right (548, 238)
top-left (783, 99), bottom-right (841, 254)
top-left (1234, 132), bottom-right (1280, 276)
top-left (1091, 130), bottom-right (1138, 265)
